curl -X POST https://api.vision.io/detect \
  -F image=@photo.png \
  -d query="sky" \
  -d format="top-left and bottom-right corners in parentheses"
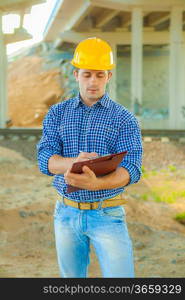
top-left (3, 0), bottom-right (56, 56)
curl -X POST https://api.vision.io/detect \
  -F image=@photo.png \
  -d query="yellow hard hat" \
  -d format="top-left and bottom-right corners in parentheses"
top-left (70, 37), bottom-right (115, 70)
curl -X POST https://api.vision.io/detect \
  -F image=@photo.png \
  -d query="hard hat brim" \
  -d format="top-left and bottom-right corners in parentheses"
top-left (70, 60), bottom-right (115, 71)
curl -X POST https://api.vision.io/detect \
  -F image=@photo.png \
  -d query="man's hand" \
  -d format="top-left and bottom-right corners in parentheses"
top-left (64, 151), bottom-right (100, 191)
top-left (74, 151), bottom-right (98, 163)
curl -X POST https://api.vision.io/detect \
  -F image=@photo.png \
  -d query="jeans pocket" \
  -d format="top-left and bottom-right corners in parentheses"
top-left (53, 200), bottom-right (64, 218)
top-left (100, 205), bottom-right (125, 220)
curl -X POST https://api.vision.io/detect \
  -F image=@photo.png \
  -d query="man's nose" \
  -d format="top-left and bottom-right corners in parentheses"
top-left (89, 75), bottom-right (98, 84)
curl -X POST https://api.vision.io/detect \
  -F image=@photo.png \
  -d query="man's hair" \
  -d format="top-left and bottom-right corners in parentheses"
top-left (74, 68), bottom-right (111, 73)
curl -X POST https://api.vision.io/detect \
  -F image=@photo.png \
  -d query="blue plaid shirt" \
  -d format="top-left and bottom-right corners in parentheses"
top-left (37, 92), bottom-right (143, 202)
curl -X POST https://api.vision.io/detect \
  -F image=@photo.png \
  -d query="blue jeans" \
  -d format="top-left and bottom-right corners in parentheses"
top-left (53, 198), bottom-right (134, 278)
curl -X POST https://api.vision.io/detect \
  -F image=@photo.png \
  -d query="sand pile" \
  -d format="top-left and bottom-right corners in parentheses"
top-left (7, 56), bottom-right (63, 127)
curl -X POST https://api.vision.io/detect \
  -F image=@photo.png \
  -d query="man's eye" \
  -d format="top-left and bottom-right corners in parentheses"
top-left (98, 73), bottom-right (105, 77)
top-left (83, 73), bottom-right (90, 77)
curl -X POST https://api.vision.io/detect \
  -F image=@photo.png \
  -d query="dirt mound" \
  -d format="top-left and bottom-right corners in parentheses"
top-left (0, 146), bottom-right (52, 210)
top-left (142, 140), bottom-right (185, 170)
top-left (125, 193), bottom-right (185, 234)
top-left (0, 145), bottom-right (26, 162)
top-left (0, 144), bottom-right (185, 278)
top-left (0, 145), bottom-right (34, 173)
top-left (8, 56), bottom-right (63, 127)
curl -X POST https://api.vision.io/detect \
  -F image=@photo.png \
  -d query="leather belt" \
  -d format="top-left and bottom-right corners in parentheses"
top-left (63, 194), bottom-right (125, 210)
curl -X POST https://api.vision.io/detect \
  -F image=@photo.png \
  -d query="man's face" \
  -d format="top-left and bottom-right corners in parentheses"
top-left (73, 69), bottom-right (112, 103)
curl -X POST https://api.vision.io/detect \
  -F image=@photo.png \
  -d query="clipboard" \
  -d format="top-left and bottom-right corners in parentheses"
top-left (66, 151), bottom-right (128, 193)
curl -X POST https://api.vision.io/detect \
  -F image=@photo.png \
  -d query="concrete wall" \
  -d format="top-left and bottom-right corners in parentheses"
top-left (58, 44), bottom-right (184, 129)
top-left (117, 46), bottom-right (169, 124)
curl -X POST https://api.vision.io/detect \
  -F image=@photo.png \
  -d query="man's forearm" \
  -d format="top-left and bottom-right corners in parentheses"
top-left (95, 167), bottom-right (130, 190)
top-left (48, 154), bottom-right (75, 175)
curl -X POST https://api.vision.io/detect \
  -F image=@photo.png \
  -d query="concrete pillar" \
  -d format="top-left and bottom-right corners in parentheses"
top-left (131, 8), bottom-right (143, 115)
top-left (0, 11), bottom-right (7, 128)
top-left (108, 42), bottom-right (117, 101)
top-left (169, 6), bottom-right (184, 129)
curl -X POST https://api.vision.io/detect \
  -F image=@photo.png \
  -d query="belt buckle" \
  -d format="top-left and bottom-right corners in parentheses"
top-left (83, 203), bottom-right (91, 210)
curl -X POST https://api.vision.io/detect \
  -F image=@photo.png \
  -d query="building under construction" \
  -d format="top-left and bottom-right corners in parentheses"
top-left (0, 0), bottom-right (185, 137)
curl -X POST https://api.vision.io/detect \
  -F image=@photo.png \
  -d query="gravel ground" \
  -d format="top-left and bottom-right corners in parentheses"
top-left (0, 140), bottom-right (185, 278)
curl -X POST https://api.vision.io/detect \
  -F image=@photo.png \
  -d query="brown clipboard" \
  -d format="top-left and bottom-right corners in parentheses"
top-left (66, 151), bottom-right (128, 193)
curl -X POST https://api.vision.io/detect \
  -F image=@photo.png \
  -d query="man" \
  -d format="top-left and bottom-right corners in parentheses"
top-left (37, 37), bottom-right (143, 278)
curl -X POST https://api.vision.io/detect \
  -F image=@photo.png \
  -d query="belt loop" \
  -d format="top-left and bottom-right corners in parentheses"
top-left (97, 199), bottom-right (104, 210)
top-left (62, 196), bottom-right (67, 207)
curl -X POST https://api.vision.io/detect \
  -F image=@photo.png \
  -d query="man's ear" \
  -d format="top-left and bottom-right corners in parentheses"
top-left (73, 69), bottom-right (79, 82)
top-left (107, 71), bottom-right (112, 82)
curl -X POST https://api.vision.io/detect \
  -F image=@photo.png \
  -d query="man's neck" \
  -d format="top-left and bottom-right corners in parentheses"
top-left (80, 94), bottom-right (103, 107)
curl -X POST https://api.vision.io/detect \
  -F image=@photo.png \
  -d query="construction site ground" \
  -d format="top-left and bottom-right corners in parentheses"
top-left (0, 139), bottom-right (185, 278)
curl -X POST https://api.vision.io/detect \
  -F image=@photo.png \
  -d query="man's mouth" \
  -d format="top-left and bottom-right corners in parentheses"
top-left (87, 88), bottom-right (98, 93)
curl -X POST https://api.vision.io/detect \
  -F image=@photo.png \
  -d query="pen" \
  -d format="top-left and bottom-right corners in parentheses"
top-left (79, 150), bottom-right (100, 160)
top-left (79, 151), bottom-right (111, 160)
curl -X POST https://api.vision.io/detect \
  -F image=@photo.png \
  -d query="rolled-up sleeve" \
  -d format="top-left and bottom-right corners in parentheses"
top-left (116, 118), bottom-right (143, 186)
top-left (36, 105), bottom-right (62, 176)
